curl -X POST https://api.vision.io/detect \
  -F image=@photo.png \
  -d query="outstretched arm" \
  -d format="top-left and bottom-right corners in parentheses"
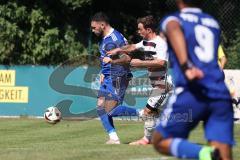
top-left (103, 54), bottom-right (131, 65)
top-left (130, 59), bottom-right (165, 68)
top-left (107, 44), bottom-right (137, 56)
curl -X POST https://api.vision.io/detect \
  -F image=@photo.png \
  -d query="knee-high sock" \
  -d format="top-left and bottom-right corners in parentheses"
top-left (108, 105), bottom-right (138, 117)
top-left (170, 138), bottom-right (202, 159)
top-left (96, 106), bottom-right (115, 133)
top-left (144, 118), bottom-right (156, 141)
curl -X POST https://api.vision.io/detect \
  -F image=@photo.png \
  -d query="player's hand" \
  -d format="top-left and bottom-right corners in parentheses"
top-left (130, 59), bottom-right (142, 67)
top-left (103, 57), bottom-right (112, 63)
top-left (143, 108), bottom-right (153, 115)
top-left (106, 48), bottom-right (121, 55)
top-left (100, 74), bottom-right (104, 84)
top-left (185, 67), bottom-right (204, 81)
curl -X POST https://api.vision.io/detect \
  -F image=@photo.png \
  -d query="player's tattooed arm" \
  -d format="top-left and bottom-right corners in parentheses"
top-left (120, 44), bottom-right (137, 53)
top-left (107, 44), bottom-right (137, 55)
top-left (106, 48), bottom-right (122, 56)
top-left (103, 54), bottom-right (131, 65)
top-left (112, 54), bottom-right (131, 65)
top-left (130, 59), bottom-right (165, 68)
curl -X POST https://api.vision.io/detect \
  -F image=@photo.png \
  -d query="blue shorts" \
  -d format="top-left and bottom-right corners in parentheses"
top-left (155, 87), bottom-right (234, 146)
top-left (98, 74), bottom-right (131, 104)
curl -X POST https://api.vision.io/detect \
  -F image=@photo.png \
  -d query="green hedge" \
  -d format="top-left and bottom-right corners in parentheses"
top-left (0, 0), bottom-right (240, 68)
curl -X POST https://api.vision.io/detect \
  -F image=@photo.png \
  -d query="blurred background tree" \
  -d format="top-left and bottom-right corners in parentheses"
top-left (0, 0), bottom-right (239, 68)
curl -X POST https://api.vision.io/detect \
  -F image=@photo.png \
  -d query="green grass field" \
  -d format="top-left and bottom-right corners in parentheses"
top-left (0, 118), bottom-right (239, 160)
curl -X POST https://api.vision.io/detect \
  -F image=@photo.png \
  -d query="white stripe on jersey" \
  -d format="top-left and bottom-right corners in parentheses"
top-left (136, 36), bottom-right (169, 87)
top-left (111, 33), bottom-right (118, 42)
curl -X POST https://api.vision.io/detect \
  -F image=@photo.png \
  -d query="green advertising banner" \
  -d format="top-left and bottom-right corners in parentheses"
top-left (0, 65), bottom-right (150, 118)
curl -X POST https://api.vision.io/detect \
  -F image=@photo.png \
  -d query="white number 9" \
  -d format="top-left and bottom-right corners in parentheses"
top-left (194, 25), bottom-right (214, 63)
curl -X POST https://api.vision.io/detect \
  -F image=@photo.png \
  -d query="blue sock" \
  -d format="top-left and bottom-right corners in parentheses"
top-left (108, 116), bottom-right (115, 128)
top-left (97, 106), bottom-right (115, 133)
top-left (170, 138), bottom-right (202, 159)
top-left (108, 105), bottom-right (138, 117)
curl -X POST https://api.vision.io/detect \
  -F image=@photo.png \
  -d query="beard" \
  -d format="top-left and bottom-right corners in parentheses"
top-left (94, 30), bottom-right (104, 38)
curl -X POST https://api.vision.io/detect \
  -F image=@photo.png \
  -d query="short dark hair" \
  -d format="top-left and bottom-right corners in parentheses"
top-left (91, 12), bottom-right (110, 24)
top-left (182, 0), bottom-right (202, 7)
top-left (137, 15), bottom-right (157, 32)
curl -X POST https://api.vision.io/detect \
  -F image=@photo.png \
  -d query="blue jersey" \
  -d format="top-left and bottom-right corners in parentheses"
top-left (160, 8), bottom-right (231, 100)
top-left (99, 28), bottom-right (130, 77)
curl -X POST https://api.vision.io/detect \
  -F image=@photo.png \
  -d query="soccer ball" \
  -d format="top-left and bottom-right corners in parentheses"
top-left (44, 106), bottom-right (61, 124)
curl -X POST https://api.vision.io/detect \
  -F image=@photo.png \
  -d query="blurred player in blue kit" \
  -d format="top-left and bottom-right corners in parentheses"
top-left (90, 12), bottom-right (132, 144)
top-left (152, 0), bottom-right (234, 160)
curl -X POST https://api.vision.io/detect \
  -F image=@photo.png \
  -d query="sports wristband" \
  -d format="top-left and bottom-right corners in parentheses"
top-left (180, 61), bottom-right (193, 72)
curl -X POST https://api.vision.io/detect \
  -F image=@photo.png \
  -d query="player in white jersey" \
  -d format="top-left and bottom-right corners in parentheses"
top-left (104, 15), bottom-right (172, 145)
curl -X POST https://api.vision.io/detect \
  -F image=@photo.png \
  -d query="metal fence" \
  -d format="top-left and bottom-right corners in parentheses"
top-left (165, 0), bottom-right (240, 46)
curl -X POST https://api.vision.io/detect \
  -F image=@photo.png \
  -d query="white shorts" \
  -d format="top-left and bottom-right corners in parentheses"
top-left (147, 87), bottom-right (168, 109)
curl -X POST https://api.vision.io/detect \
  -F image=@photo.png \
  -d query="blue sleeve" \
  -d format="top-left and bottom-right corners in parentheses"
top-left (115, 32), bottom-right (127, 48)
top-left (103, 34), bottom-right (126, 52)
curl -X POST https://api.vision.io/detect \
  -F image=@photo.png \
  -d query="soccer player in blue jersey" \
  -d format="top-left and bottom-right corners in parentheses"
top-left (104, 15), bottom-right (171, 145)
top-left (152, 0), bottom-right (234, 160)
top-left (91, 12), bottom-right (132, 144)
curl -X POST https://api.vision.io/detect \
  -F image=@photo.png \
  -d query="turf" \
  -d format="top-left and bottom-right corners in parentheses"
top-left (0, 118), bottom-right (239, 160)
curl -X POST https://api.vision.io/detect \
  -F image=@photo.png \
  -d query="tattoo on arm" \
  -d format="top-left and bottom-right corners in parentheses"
top-left (120, 45), bottom-right (136, 53)
top-left (112, 54), bottom-right (131, 65)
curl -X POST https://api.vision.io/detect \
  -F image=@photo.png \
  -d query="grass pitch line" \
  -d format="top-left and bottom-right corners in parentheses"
top-left (129, 157), bottom-right (170, 160)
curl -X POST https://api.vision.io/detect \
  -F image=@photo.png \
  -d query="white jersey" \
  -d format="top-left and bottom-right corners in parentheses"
top-left (135, 36), bottom-right (169, 87)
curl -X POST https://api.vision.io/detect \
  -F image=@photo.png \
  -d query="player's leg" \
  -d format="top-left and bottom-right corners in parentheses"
top-left (129, 111), bottom-right (158, 145)
top-left (108, 73), bottom-right (139, 117)
top-left (130, 88), bottom-right (169, 145)
top-left (96, 78), bottom-right (120, 144)
top-left (96, 97), bottom-right (120, 143)
top-left (152, 131), bottom-right (172, 154)
top-left (104, 74), bottom-right (131, 144)
top-left (104, 100), bottom-right (118, 113)
top-left (205, 99), bottom-right (234, 160)
top-left (108, 104), bottom-right (139, 117)
top-left (209, 141), bottom-right (232, 160)
top-left (153, 132), bottom-right (220, 160)
top-left (103, 99), bottom-right (121, 144)
top-left (107, 73), bottom-right (138, 118)
top-left (153, 88), bottom-right (220, 160)
top-left (96, 97), bottom-right (116, 135)
top-left (144, 90), bottom-right (172, 142)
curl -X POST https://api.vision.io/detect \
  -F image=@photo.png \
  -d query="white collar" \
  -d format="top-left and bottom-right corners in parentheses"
top-left (103, 28), bottom-right (114, 39)
top-left (181, 7), bottom-right (202, 13)
top-left (148, 35), bottom-right (160, 41)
